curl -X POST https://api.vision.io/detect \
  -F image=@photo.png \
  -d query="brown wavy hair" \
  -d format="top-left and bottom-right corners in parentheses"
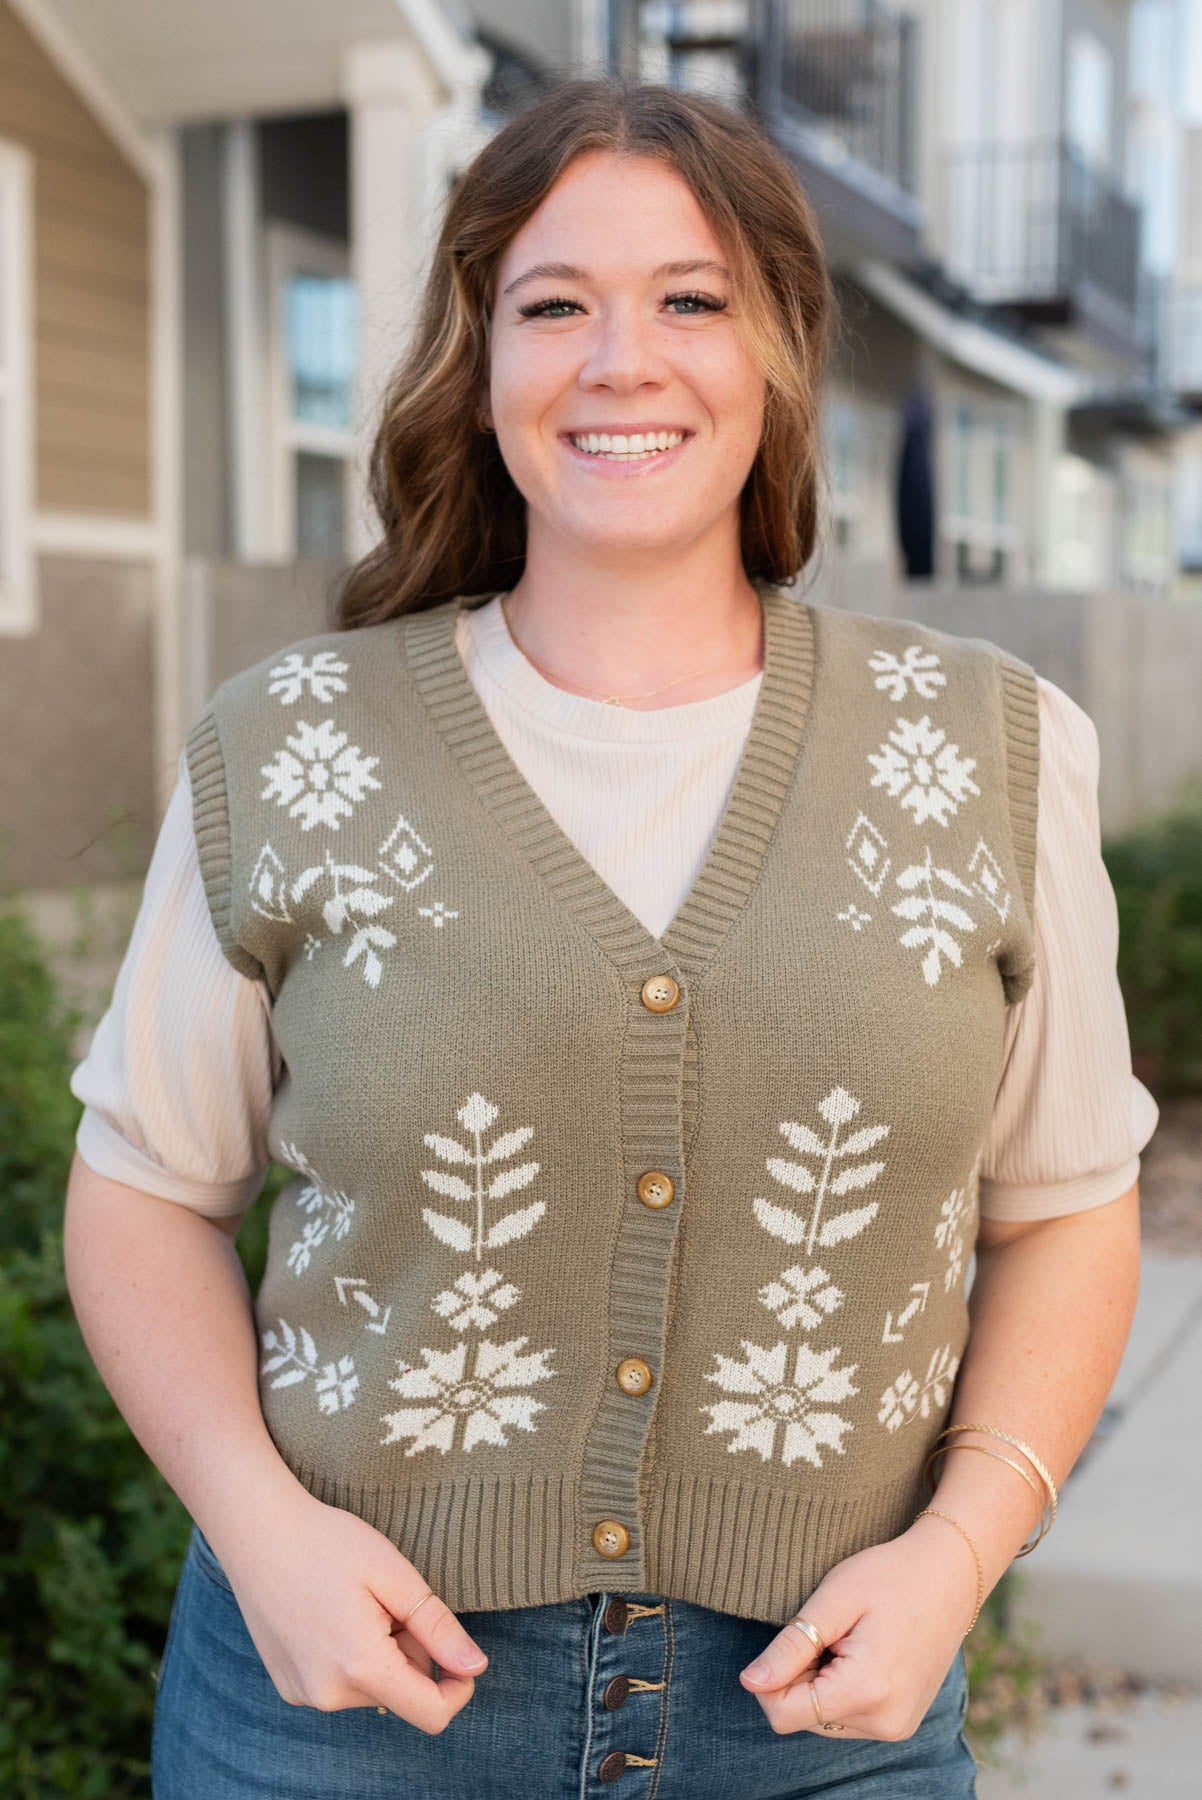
top-left (333, 76), bottom-right (836, 630)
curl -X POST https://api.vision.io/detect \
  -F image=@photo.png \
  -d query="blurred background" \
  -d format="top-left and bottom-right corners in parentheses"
top-left (1, 3), bottom-right (1200, 1795)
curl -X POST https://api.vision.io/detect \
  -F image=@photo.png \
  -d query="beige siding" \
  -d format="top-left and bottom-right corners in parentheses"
top-left (0, 2), bottom-right (151, 517)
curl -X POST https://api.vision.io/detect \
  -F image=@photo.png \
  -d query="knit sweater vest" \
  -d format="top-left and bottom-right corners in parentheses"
top-left (184, 583), bottom-right (1039, 1626)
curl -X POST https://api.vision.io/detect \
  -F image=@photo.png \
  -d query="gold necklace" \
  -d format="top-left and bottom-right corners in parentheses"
top-left (500, 596), bottom-right (760, 707)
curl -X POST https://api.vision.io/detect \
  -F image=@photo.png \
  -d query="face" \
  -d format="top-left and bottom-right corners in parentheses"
top-left (484, 150), bottom-right (767, 563)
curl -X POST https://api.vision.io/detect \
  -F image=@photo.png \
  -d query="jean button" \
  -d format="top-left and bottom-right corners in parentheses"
top-left (603, 1674), bottom-right (631, 1709)
top-left (603, 1597), bottom-right (630, 1633)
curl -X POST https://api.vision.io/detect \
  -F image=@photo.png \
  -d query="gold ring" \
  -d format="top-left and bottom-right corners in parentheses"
top-left (809, 1677), bottom-right (846, 1732)
top-left (403, 1589), bottom-right (436, 1625)
top-left (787, 1614), bottom-right (826, 1658)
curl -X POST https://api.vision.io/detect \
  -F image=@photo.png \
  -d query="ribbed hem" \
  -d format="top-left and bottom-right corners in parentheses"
top-left (997, 652), bottom-right (1040, 921)
top-left (278, 1458), bottom-right (930, 1626)
top-left (184, 709), bottom-right (264, 983)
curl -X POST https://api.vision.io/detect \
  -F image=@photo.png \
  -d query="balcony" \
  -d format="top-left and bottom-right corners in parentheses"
top-left (1160, 287), bottom-right (1202, 406)
top-left (752, 0), bottom-right (923, 264)
top-left (940, 138), bottom-right (1147, 363)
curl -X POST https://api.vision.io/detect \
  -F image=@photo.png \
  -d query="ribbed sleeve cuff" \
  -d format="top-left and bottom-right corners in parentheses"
top-left (75, 1107), bottom-right (267, 1216)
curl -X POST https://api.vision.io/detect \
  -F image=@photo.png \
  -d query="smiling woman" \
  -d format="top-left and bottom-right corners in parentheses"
top-left (65, 72), bottom-right (1152, 1800)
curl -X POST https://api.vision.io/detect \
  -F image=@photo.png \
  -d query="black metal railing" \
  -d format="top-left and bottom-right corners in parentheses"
top-left (756, 0), bottom-right (919, 193)
top-left (941, 137), bottom-right (1142, 327)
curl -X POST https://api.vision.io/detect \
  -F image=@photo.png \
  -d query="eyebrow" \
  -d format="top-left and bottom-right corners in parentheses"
top-left (501, 258), bottom-right (731, 297)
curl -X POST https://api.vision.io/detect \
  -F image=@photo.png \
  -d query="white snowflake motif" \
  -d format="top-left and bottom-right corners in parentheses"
top-left (752, 1085), bottom-right (890, 1257)
top-left (934, 1185), bottom-right (972, 1293)
top-left (700, 1340), bottom-right (859, 1468)
top-left (418, 900), bottom-right (459, 929)
top-left (421, 1093), bottom-right (543, 1262)
top-left (261, 719), bottom-right (382, 831)
top-left (891, 847), bottom-right (977, 987)
top-left (267, 651), bottom-right (350, 706)
top-left (260, 1317), bottom-right (359, 1415)
top-left (379, 1336), bottom-right (556, 1455)
top-left (846, 812), bottom-right (892, 896)
top-left (430, 1269), bottom-right (522, 1332)
top-left (758, 1264), bottom-right (845, 1332)
top-left (867, 716), bottom-right (981, 827)
top-left (837, 903), bottom-right (872, 932)
top-left (279, 1142), bottom-right (354, 1276)
top-left (378, 813), bottom-right (435, 891)
top-left (968, 839), bottom-right (1011, 922)
top-left (878, 1343), bottom-right (960, 1432)
top-left (867, 645), bottom-right (948, 702)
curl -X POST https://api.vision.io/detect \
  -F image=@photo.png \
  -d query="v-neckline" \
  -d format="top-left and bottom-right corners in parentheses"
top-left (400, 583), bottom-right (817, 984)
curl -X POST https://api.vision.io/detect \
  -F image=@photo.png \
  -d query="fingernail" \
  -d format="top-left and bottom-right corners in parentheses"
top-left (456, 1647), bottom-right (487, 1671)
top-left (742, 1660), bottom-right (770, 1684)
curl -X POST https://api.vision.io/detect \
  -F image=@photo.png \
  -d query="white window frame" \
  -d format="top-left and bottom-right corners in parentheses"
top-left (264, 223), bottom-right (356, 561)
top-left (0, 139), bottom-right (34, 635)
top-left (940, 388), bottom-right (1024, 584)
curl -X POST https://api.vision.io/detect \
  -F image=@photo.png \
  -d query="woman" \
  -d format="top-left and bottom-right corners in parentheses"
top-left (64, 79), bottom-right (1153, 1799)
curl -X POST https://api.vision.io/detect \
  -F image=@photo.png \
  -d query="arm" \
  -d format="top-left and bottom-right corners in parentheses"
top-left (62, 1151), bottom-right (307, 1572)
top-left (914, 1179), bottom-right (1141, 1595)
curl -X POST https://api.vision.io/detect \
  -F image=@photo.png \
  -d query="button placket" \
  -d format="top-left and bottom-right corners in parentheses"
top-left (586, 1593), bottom-right (668, 1794)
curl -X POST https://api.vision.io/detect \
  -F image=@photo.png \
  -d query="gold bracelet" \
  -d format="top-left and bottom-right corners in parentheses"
top-left (924, 1442), bottom-right (1052, 1555)
top-left (913, 1508), bottom-right (985, 1636)
top-left (933, 1423), bottom-right (1059, 1547)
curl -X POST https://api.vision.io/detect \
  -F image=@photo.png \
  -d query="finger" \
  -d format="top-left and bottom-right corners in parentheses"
top-left (389, 1620), bottom-right (437, 1680)
top-left (739, 1610), bottom-right (835, 1694)
top-left (757, 1663), bottom-right (872, 1740)
top-left (355, 1637), bottom-right (479, 1733)
top-left (373, 1572), bottom-right (488, 1680)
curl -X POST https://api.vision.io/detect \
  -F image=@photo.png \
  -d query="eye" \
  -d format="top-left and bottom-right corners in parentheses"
top-left (516, 290), bottom-right (728, 320)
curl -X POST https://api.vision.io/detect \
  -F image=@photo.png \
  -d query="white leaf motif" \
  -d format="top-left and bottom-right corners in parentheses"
top-left (829, 1160), bottom-right (887, 1196)
top-left (484, 1127), bottom-right (536, 1163)
top-left (778, 1121), bottom-right (826, 1155)
top-left (486, 1162), bottom-right (540, 1201)
top-left (484, 1200), bottom-right (546, 1248)
top-left (421, 1170), bottom-right (474, 1202)
top-left (752, 1195), bottom-right (810, 1244)
top-left (423, 1133), bottom-right (472, 1165)
top-left (835, 1126), bottom-right (891, 1157)
top-left (765, 1157), bottom-right (817, 1194)
top-left (421, 1208), bottom-right (474, 1251)
top-left (818, 1202), bottom-right (880, 1246)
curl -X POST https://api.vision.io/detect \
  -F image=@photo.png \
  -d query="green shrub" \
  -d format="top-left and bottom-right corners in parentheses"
top-left (1103, 774), bottom-right (1202, 1096)
top-left (0, 887), bottom-right (281, 1798)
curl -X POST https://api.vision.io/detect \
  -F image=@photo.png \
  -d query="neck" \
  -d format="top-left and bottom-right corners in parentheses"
top-left (499, 537), bottom-right (767, 710)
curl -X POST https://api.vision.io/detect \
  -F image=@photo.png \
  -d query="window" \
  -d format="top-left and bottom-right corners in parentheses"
top-left (823, 391), bottom-right (895, 562)
top-left (266, 225), bottom-right (357, 560)
top-left (0, 139), bottom-right (33, 634)
top-left (941, 390), bottom-right (1022, 583)
top-left (1068, 30), bottom-right (1113, 167)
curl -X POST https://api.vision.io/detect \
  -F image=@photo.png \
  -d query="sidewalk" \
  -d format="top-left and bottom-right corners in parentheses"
top-left (972, 1244), bottom-right (1202, 1795)
top-left (1000, 1248), bottom-right (1202, 1686)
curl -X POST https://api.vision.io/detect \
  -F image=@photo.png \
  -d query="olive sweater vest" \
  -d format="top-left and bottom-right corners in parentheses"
top-left (184, 583), bottom-right (1039, 1625)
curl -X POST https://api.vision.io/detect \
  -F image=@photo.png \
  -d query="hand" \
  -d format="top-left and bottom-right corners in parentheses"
top-left (208, 1486), bottom-right (489, 1734)
top-left (737, 1514), bottom-right (976, 1738)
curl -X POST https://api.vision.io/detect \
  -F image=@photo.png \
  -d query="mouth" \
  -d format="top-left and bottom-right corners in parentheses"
top-left (559, 428), bottom-right (694, 473)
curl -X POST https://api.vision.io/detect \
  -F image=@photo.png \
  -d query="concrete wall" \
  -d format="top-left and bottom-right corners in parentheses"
top-left (0, 554), bottom-right (160, 890)
top-left (806, 558), bottom-right (1202, 835)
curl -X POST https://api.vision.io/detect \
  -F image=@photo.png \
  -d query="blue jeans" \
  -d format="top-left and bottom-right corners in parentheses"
top-left (152, 1522), bottom-right (978, 1798)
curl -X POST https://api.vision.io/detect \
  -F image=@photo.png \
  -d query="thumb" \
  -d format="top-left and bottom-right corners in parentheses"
top-left (371, 1565), bottom-right (489, 1679)
top-left (739, 1589), bottom-right (858, 1695)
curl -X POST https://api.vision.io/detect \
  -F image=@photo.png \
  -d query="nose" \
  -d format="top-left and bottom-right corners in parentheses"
top-left (577, 301), bottom-right (671, 394)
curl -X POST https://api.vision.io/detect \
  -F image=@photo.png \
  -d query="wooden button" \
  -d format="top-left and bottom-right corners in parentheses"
top-left (640, 973), bottom-right (680, 1011)
top-left (636, 1170), bottom-right (675, 1208)
top-left (593, 1519), bottom-right (631, 1558)
top-left (616, 1357), bottom-right (653, 1396)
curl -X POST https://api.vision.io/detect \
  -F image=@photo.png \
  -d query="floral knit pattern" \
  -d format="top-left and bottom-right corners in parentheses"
top-left (379, 1092), bottom-right (558, 1457)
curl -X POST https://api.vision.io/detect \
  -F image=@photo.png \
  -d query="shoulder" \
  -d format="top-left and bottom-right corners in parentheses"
top-left (1034, 674), bottom-right (1101, 802)
top-left (202, 619), bottom-right (405, 719)
top-left (810, 599), bottom-right (1037, 687)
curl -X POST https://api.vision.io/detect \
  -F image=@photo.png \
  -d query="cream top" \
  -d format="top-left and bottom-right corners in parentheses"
top-left (70, 595), bottom-right (1159, 1221)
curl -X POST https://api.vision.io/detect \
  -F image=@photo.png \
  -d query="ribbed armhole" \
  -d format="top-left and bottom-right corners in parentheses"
top-left (184, 709), bottom-right (264, 982)
top-left (997, 651), bottom-right (1040, 920)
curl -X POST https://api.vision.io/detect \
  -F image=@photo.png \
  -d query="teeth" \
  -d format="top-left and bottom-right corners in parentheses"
top-left (569, 430), bottom-right (686, 458)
